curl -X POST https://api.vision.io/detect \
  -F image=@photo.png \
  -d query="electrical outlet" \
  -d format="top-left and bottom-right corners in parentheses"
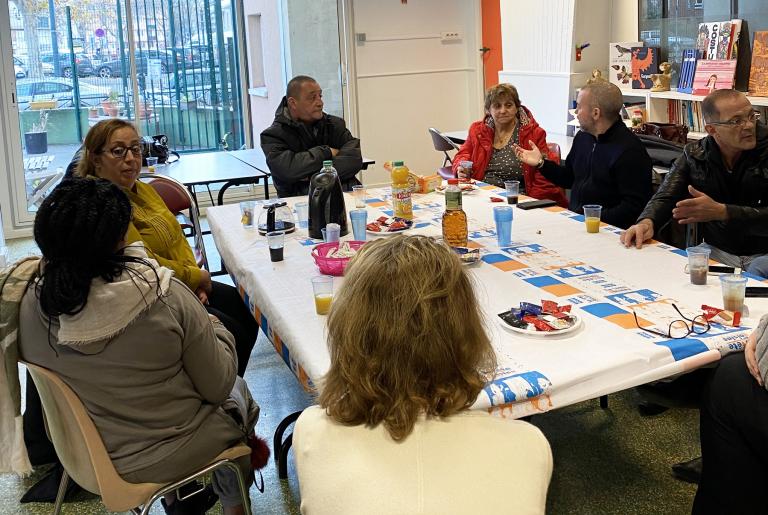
top-left (440, 31), bottom-right (461, 41)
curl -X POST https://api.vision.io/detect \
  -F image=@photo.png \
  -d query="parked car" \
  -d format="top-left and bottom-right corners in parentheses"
top-left (15, 78), bottom-right (110, 110)
top-left (13, 56), bottom-right (27, 78)
top-left (39, 52), bottom-right (95, 78)
top-left (96, 49), bottom-right (183, 78)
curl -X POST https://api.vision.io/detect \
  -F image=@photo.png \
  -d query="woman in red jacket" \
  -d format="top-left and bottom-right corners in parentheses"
top-left (452, 83), bottom-right (568, 207)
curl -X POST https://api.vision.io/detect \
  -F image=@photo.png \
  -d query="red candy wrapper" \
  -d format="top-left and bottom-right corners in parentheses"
top-left (523, 315), bottom-right (556, 331)
top-left (701, 304), bottom-right (741, 327)
top-left (541, 300), bottom-right (572, 318)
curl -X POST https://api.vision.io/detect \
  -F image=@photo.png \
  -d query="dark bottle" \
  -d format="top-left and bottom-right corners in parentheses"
top-left (308, 160), bottom-right (349, 239)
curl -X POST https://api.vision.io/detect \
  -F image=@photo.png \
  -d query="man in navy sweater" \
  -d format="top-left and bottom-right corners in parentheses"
top-left (514, 81), bottom-right (653, 229)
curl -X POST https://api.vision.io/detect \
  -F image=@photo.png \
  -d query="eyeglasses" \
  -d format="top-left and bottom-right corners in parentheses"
top-left (633, 304), bottom-right (710, 339)
top-left (102, 145), bottom-right (142, 159)
top-left (709, 110), bottom-right (761, 129)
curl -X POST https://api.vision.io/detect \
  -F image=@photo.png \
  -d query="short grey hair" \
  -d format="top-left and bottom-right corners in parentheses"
top-left (286, 75), bottom-right (317, 99)
top-left (702, 89), bottom-right (746, 124)
top-left (581, 81), bottom-right (623, 122)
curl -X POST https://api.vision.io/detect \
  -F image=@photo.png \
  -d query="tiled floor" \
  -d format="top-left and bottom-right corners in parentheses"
top-left (0, 227), bottom-right (702, 514)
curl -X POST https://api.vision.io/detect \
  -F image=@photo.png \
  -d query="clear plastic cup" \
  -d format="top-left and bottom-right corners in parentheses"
top-left (239, 201), bottom-right (256, 228)
top-left (720, 274), bottom-right (747, 314)
top-left (352, 185), bottom-right (366, 208)
top-left (325, 223), bottom-right (340, 243)
top-left (493, 205), bottom-right (513, 247)
top-left (295, 201), bottom-right (309, 229)
top-left (504, 180), bottom-right (520, 205)
top-left (686, 246), bottom-right (711, 285)
top-left (146, 156), bottom-right (158, 173)
top-left (583, 204), bottom-right (602, 233)
top-left (311, 276), bottom-right (333, 315)
top-left (349, 209), bottom-right (367, 241)
top-left (266, 231), bottom-right (285, 262)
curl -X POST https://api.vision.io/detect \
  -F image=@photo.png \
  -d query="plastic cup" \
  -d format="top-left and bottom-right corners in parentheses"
top-left (266, 231), bottom-right (285, 262)
top-left (720, 274), bottom-right (747, 314)
top-left (583, 204), bottom-right (602, 233)
top-left (146, 156), bottom-right (158, 173)
top-left (321, 228), bottom-right (327, 242)
top-left (295, 201), bottom-right (309, 229)
top-left (352, 185), bottom-right (366, 208)
top-left (311, 276), bottom-right (333, 315)
top-left (686, 247), bottom-right (711, 285)
top-left (504, 180), bottom-right (520, 205)
top-left (325, 223), bottom-right (340, 243)
top-left (239, 201), bottom-right (256, 228)
top-left (350, 209), bottom-right (367, 241)
top-left (493, 205), bottom-right (514, 247)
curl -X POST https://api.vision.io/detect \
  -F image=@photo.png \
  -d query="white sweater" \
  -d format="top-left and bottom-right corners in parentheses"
top-left (293, 406), bottom-right (553, 515)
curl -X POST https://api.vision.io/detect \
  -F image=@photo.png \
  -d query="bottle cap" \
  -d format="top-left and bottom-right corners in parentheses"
top-left (392, 161), bottom-right (404, 166)
top-left (447, 179), bottom-right (459, 184)
top-left (323, 160), bottom-right (333, 166)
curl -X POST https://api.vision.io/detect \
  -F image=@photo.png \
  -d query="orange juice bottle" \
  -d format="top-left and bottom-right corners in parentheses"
top-left (391, 160), bottom-right (413, 220)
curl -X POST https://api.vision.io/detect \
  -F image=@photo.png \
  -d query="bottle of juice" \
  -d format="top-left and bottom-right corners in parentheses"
top-left (391, 160), bottom-right (413, 220)
top-left (442, 179), bottom-right (468, 247)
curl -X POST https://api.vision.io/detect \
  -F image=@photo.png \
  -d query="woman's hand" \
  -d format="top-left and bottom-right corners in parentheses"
top-left (196, 269), bottom-right (213, 305)
top-left (745, 330), bottom-right (763, 386)
top-left (512, 139), bottom-right (543, 167)
top-left (456, 166), bottom-right (470, 179)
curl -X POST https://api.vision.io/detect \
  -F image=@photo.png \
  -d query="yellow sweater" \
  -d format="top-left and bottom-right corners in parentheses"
top-left (124, 181), bottom-right (202, 291)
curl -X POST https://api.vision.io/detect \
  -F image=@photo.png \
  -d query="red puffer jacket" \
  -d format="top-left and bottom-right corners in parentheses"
top-left (451, 107), bottom-right (568, 207)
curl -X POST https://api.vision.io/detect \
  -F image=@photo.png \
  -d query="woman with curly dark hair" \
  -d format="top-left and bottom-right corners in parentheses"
top-left (19, 178), bottom-right (259, 515)
top-left (292, 235), bottom-right (552, 514)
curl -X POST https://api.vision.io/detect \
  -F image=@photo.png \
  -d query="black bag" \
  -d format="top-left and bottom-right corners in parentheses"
top-left (632, 122), bottom-right (689, 146)
top-left (141, 134), bottom-right (179, 165)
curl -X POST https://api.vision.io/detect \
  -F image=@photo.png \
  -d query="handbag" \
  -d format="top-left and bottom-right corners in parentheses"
top-left (632, 122), bottom-right (689, 146)
top-left (141, 135), bottom-right (180, 165)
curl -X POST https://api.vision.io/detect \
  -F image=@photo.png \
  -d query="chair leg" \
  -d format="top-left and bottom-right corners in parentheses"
top-left (600, 395), bottom-right (608, 409)
top-left (278, 433), bottom-right (293, 480)
top-left (53, 469), bottom-right (69, 515)
top-left (223, 460), bottom-right (253, 515)
top-left (273, 411), bottom-right (302, 464)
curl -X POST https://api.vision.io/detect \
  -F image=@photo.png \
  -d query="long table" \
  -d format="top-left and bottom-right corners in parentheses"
top-left (208, 184), bottom-right (766, 419)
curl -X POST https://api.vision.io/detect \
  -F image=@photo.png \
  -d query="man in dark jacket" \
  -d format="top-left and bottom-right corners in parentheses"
top-left (260, 75), bottom-right (362, 197)
top-left (621, 89), bottom-right (768, 277)
top-left (513, 81), bottom-right (653, 229)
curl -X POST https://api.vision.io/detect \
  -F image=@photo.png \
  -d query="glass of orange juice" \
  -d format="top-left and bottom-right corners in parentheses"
top-left (311, 276), bottom-right (333, 315)
top-left (583, 205), bottom-right (602, 233)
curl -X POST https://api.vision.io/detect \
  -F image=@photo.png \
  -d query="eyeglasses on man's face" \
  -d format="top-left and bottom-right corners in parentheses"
top-left (633, 304), bottom-right (711, 339)
top-left (709, 110), bottom-right (761, 129)
top-left (102, 145), bottom-right (142, 159)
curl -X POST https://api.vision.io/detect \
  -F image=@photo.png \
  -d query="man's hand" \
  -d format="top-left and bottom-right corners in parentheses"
top-left (512, 140), bottom-right (543, 167)
top-left (745, 331), bottom-right (763, 386)
top-left (672, 185), bottom-right (728, 224)
top-left (620, 219), bottom-right (655, 249)
top-left (196, 269), bottom-right (213, 305)
top-left (330, 148), bottom-right (339, 157)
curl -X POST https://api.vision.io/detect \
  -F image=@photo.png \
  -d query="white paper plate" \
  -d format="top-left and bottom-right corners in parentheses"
top-left (366, 226), bottom-right (412, 237)
top-left (496, 312), bottom-right (582, 338)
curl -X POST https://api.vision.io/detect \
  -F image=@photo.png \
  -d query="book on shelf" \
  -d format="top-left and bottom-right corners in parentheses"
top-left (696, 19), bottom-right (742, 60)
top-left (677, 49), bottom-right (698, 94)
top-left (691, 59), bottom-right (737, 95)
top-left (631, 46), bottom-right (659, 89)
top-left (609, 41), bottom-right (642, 88)
top-left (749, 31), bottom-right (768, 97)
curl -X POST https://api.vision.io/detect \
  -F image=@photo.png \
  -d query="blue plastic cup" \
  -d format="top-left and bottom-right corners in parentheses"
top-left (494, 205), bottom-right (514, 247)
top-left (350, 209), bottom-right (367, 241)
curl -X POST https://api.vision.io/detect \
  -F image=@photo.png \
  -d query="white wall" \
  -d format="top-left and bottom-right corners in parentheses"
top-left (611, 0), bottom-right (639, 42)
top-left (351, 0), bottom-right (483, 185)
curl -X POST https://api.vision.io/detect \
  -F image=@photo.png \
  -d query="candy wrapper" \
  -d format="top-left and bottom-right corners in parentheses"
top-left (701, 304), bottom-right (741, 327)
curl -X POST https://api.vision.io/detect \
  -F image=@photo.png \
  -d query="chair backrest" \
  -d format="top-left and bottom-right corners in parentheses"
top-left (24, 362), bottom-right (161, 510)
top-left (546, 142), bottom-right (562, 165)
top-left (140, 173), bottom-right (208, 270)
top-left (428, 128), bottom-right (460, 169)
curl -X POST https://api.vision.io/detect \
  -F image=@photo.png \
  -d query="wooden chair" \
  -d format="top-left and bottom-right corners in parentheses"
top-left (24, 362), bottom-right (252, 515)
top-left (428, 128), bottom-right (460, 180)
top-left (140, 173), bottom-right (209, 271)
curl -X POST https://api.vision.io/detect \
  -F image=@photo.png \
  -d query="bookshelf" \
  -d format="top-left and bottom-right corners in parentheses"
top-left (620, 89), bottom-right (768, 141)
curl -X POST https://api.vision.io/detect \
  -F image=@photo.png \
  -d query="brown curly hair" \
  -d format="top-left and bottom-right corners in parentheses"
top-left (319, 235), bottom-right (497, 441)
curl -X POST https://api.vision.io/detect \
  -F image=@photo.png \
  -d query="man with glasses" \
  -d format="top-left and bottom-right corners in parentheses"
top-left (622, 89), bottom-right (768, 278)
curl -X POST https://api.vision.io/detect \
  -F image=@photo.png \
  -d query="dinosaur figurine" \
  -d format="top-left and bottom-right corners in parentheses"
top-left (650, 61), bottom-right (672, 92)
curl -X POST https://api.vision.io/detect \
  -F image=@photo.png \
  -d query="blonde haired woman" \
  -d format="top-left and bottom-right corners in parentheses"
top-left (293, 236), bottom-right (552, 514)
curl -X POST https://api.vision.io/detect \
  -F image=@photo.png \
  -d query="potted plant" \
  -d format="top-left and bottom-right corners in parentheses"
top-left (88, 106), bottom-right (99, 118)
top-left (24, 109), bottom-right (49, 155)
top-left (101, 90), bottom-right (120, 117)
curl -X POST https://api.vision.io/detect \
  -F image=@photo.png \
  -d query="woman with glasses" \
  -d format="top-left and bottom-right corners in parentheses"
top-left (75, 119), bottom-right (258, 377)
top-left (292, 236), bottom-right (553, 514)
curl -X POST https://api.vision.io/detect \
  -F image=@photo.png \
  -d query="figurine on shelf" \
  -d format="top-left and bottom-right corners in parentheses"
top-left (586, 68), bottom-right (607, 84)
top-left (650, 62), bottom-right (673, 92)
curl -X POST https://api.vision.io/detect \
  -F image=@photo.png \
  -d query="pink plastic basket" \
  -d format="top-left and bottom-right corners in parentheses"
top-left (311, 241), bottom-right (367, 276)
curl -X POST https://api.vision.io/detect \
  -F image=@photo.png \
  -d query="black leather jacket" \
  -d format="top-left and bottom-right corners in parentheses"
top-left (639, 123), bottom-right (768, 256)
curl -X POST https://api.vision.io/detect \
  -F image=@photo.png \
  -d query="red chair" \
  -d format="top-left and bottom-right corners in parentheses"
top-left (428, 128), bottom-right (460, 180)
top-left (546, 142), bottom-right (562, 165)
top-left (139, 173), bottom-right (209, 271)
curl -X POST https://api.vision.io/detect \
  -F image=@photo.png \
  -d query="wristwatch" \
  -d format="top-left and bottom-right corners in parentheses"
top-left (536, 156), bottom-right (546, 169)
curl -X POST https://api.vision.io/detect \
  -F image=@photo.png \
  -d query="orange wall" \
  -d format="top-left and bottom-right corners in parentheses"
top-left (481, 0), bottom-right (502, 90)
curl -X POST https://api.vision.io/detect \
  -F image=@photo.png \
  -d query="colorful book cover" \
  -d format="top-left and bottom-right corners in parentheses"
top-left (729, 19), bottom-right (742, 60)
top-left (748, 31), bottom-right (768, 97)
top-left (715, 21), bottom-right (732, 60)
top-left (677, 49), bottom-right (698, 94)
top-left (631, 46), bottom-right (658, 89)
top-left (609, 41), bottom-right (642, 88)
top-left (691, 59), bottom-right (737, 95)
top-left (696, 22), bottom-right (719, 59)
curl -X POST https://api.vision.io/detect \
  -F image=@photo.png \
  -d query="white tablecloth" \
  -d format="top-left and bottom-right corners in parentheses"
top-left (208, 184), bottom-right (767, 418)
